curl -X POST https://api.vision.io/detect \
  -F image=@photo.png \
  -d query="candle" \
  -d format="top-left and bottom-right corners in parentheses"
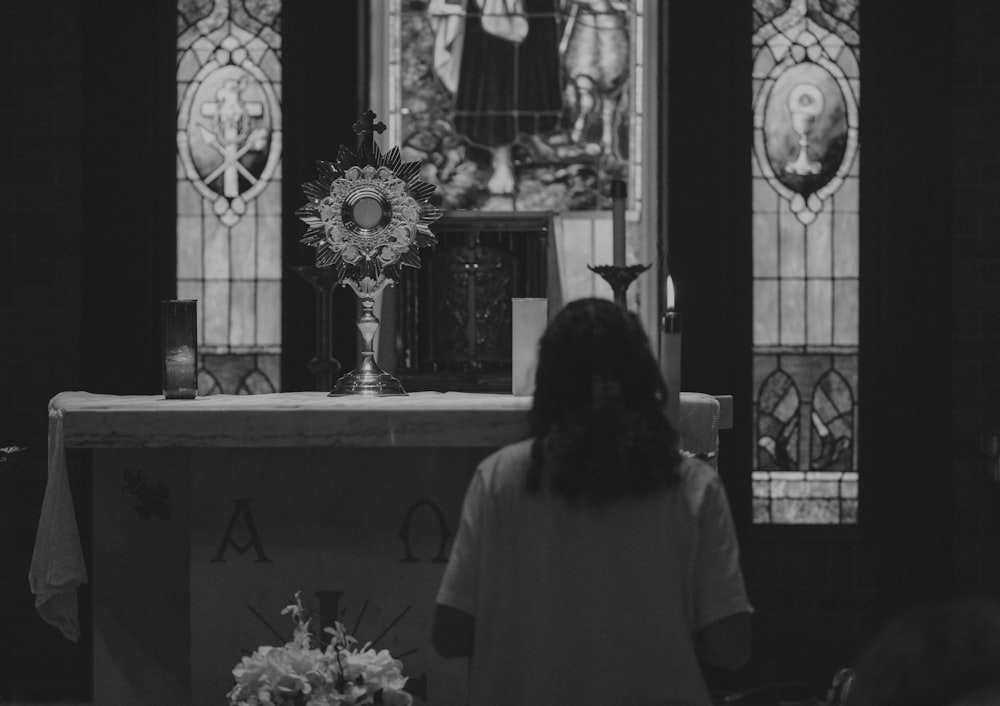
top-left (164, 345), bottom-right (197, 399)
top-left (512, 298), bottom-right (549, 396)
top-left (611, 179), bottom-right (626, 267)
top-left (660, 275), bottom-right (682, 424)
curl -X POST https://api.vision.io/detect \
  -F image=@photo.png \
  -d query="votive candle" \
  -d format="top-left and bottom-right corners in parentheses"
top-left (161, 299), bottom-right (198, 399)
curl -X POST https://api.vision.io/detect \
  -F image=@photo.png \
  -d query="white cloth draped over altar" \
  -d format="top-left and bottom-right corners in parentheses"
top-left (30, 390), bottom-right (729, 706)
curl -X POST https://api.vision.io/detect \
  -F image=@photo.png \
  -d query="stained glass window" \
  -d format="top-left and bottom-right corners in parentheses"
top-left (176, 0), bottom-right (282, 394)
top-left (751, 0), bottom-right (860, 524)
top-left (387, 0), bottom-right (644, 214)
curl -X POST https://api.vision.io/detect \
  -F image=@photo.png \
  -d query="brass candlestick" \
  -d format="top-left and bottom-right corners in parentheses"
top-left (588, 264), bottom-right (652, 308)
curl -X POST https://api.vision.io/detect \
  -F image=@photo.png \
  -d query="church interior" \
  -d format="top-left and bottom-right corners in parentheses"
top-left (1, 0), bottom-right (998, 703)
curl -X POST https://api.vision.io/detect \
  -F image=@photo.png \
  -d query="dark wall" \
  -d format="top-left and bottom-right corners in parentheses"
top-left (950, 0), bottom-right (1000, 594)
top-left (0, 0), bottom-right (88, 699)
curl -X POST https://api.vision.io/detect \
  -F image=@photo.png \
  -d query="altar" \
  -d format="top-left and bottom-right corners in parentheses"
top-left (31, 391), bottom-right (731, 705)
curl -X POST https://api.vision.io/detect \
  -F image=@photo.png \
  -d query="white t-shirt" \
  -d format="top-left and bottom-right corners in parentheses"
top-left (436, 438), bottom-right (753, 706)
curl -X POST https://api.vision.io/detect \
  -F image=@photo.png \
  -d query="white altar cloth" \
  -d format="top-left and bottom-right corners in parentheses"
top-left (30, 390), bottom-right (729, 645)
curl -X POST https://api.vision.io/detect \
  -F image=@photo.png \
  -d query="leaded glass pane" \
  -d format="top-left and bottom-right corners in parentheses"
top-left (176, 0), bottom-right (282, 394)
top-left (389, 0), bottom-right (644, 214)
top-left (805, 207), bottom-right (831, 278)
top-left (833, 211), bottom-right (859, 276)
top-left (754, 280), bottom-right (781, 345)
top-left (752, 0), bottom-right (860, 524)
top-left (780, 278), bottom-right (806, 345)
top-left (806, 278), bottom-right (832, 345)
top-left (231, 220), bottom-right (256, 279)
top-left (832, 278), bottom-right (859, 345)
top-left (753, 177), bottom-right (779, 212)
top-left (753, 213), bottom-right (779, 277)
top-left (779, 213), bottom-right (806, 278)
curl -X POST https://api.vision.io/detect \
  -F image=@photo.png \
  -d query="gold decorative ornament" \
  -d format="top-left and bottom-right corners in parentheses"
top-left (297, 110), bottom-right (441, 395)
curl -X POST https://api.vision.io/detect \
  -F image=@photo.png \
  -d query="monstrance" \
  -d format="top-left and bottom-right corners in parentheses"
top-left (296, 110), bottom-right (441, 396)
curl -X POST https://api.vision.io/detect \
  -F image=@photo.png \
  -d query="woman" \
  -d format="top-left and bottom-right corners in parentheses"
top-left (432, 298), bottom-right (753, 705)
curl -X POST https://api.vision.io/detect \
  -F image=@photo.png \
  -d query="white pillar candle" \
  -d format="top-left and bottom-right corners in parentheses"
top-left (660, 276), bottom-right (681, 423)
top-left (512, 298), bottom-right (548, 396)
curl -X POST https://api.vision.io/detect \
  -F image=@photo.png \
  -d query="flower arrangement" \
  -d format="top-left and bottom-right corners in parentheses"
top-left (227, 592), bottom-right (414, 706)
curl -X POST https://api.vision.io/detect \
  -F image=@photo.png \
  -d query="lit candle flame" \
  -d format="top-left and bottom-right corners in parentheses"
top-left (666, 275), bottom-right (675, 311)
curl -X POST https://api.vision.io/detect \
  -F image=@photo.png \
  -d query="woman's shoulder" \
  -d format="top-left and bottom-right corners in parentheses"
top-left (476, 438), bottom-right (536, 491)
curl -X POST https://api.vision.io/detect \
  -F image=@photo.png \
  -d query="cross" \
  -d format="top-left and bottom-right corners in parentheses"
top-left (353, 109), bottom-right (386, 160)
top-left (200, 78), bottom-right (266, 197)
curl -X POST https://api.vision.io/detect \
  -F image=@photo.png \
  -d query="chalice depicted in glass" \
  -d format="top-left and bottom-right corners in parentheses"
top-left (785, 82), bottom-right (824, 176)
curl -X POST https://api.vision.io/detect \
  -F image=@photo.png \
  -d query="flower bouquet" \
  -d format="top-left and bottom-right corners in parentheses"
top-left (227, 592), bottom-right (413, 706)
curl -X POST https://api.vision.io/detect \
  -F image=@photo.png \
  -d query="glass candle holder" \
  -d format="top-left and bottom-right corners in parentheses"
top-left (161, 299), bottom-right (198, 399)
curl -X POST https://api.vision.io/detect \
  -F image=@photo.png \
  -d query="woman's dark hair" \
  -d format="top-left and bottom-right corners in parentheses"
top-left (526, 297), bottom-right (683, 506)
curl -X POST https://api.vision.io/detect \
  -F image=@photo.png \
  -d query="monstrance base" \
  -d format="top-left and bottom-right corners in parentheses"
top-left (329, 366), bottom-right (407, 397)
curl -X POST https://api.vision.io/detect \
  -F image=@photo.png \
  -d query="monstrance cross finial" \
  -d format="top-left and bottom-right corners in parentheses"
top-left (353, 109), bottom-right (386, 158)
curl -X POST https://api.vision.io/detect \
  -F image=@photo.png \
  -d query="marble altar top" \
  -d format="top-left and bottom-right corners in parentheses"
top-left (48, 390), bottom-right (730, 450)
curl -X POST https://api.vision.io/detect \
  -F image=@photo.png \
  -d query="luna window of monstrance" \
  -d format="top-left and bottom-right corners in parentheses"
top-left (296, 109), bottom-right (442, 396)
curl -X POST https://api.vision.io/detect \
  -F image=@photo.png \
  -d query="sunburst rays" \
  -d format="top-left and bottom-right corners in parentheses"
top-left (296, 141), bottom-right (441, 288)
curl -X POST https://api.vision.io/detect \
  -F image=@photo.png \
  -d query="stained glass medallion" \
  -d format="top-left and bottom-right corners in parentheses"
top-left (176, 0), bottom-right (282, 394)
top-left (751, 0), bottom-right (860, 524)
top-left (387, 0), bottom-right (644, 214)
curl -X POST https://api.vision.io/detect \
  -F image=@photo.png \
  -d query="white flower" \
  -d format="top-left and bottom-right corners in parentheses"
top-left (341, 648), bottom-right (409, 691)
top-left (381, 687), bottom-right (414, 706)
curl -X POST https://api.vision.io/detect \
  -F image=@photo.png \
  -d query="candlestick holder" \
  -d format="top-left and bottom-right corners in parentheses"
top-left (588, 264), bottom-right (652, 308)
top-left (292, 264), bottom-right (343, 392)
top-left (662, 309), bottom-right (682, 334)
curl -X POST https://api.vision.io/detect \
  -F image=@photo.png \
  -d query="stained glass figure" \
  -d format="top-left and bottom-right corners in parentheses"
top-left (176, 0), bottom-right (282, 394)
top-left (388, 0), bottom-right (643, 213)
top-left (751, 0), bottom-right (860, 524)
